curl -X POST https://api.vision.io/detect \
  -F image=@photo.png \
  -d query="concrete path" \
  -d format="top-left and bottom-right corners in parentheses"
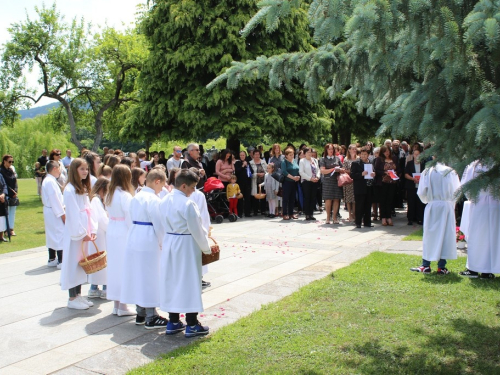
top-left (0, 210), bottom-right (421, 374)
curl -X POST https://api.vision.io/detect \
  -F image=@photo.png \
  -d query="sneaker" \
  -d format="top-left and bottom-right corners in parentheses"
top-left (117, 308), bottom-right (136, 316)
top-left (136, 316), bottom-right (146, 325)
top-left (145, 316), bottom-right (168, 330)
top-left (410, 266), bottom-right (431, 274)
top-left (77, 295), bottom-right (94, 307)
top-left (437, 268), bottom-right (450, 275)
top-left (68, 298), bottom-right (89, 310)
top-left (56, 262), bottom-right (62, 270)
top-left (88, 289), bottom-right (101, 299)
top-left (459, 269), bottom-right (479, 278)
top-left (202, 280), bottom-right (211, 289)
top-left (166, 320), bottom-right (186, 335)
top-left (99, 290), bottom-right (107, 299)
top-left (480, 273), bottom-right (495, 279)
top-left (47, 259), bottom-right (58, 267)
top-left (185, 322), bottom-right (209, 337)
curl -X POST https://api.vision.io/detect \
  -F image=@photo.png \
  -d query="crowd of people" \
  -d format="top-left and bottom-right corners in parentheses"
top-left (30, 138), bottom-right (499, 339)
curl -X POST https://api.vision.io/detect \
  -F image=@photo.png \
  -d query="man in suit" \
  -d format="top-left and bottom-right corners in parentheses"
top-left (404, 144), bottom-right (426, 225)
top-left (351, 146), bottom-right (376, 228)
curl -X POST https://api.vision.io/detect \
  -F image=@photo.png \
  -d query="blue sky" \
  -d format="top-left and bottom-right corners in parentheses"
top-left (1, 0), bottom-right (144, 107)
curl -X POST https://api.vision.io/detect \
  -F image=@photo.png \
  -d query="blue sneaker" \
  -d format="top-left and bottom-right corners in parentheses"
top-left (165, 321), bottom-right (185, 335)
top-left (185, 322), bottom-right (209, 338)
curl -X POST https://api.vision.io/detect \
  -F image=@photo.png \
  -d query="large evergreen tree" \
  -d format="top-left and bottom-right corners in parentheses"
top-left (127, 0), bottom-right (328, 149)
top-left (210, 0), bottom-right (500, 197)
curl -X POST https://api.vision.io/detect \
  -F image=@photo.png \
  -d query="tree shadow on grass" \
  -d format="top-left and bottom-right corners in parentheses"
top-left (342, 318), bottom-right (500, 374)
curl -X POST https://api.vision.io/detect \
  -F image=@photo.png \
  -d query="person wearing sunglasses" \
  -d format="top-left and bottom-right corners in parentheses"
top-left (181, 143), bottom-right (207, 189)
top-left (0, 154), bottom-right (18, 237)
top-left (167, 146), bottom-right (183, 175)
top-left (50, 149), bottom-right (67, 186)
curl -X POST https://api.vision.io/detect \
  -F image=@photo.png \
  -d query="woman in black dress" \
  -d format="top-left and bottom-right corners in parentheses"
top-left (234, 151), bottom-right (253, 217)
top-left (0, 154), bottom-right (18, 237)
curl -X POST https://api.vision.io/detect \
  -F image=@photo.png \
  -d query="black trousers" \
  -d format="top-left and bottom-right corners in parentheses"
top-left (380, 183), bottom-right (396, 219)
top-left (282, 180), bottom-right (297, 215)
top-left (69, 285), bottom-right (82, 298)
top-left (238, 183), bottom-right (252, 216)
top-left (301, 180), bottom-right (318, 216)
top-left (355, 186), bottom-right (373, 226)
top-left (406, 188), bottom-right (425, 222)
top-left (169, 312), bottom-right (198, 326)
top-left (48, 248), bottom-right (63, 262)
top-left (252, 196), bottom-right (267, 215)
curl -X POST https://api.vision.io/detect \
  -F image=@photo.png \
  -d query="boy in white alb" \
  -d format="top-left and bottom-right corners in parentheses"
top-left (42, 161), bottom-right (65, 268)
top-left (159, 169), bottom-right (212, 337)
top-left (120, 169), bottom-right (168, 328)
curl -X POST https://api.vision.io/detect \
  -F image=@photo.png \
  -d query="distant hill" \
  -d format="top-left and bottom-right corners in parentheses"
top-left (18, 102), bottom-right (60, 119)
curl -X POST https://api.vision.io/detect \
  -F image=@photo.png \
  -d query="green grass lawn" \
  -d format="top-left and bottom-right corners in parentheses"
top-left (403, 227), bottom-right (423, 241)
top-left (0, 179), bottom-right (46, 254)
top-left (130, 252), bottom-right (500, 374)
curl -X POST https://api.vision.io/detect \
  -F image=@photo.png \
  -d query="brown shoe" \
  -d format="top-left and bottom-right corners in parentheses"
top-left (283, 215), bottom-right (290, 220)
top-left (291, 215), bottom-right (299, 219)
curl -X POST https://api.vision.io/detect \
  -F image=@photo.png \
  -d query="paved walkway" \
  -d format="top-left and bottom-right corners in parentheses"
top-left (0, 210), bottom-right (422, 374)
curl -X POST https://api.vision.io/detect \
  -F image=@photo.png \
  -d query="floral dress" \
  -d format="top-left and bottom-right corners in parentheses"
top-left (343, 158), bottom-right (356, 203)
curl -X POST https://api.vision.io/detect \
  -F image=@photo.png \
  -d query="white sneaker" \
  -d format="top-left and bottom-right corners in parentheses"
top-left (47, 259), bottom-right (58, 267)
top-left (99, 290), bottom-right (107, 299)
top-left (88, 289), bottom-right (101, 298)
top-left (77, 295), bottom-right (94, 307)
top-left (112, 308), bottom-right (118, 315)
top-left (117, 307), bottom-right (136, 316)
top-left (56, 262), bottom-right (62, 270)
top-left (68, 298), bottom-right (89, 310)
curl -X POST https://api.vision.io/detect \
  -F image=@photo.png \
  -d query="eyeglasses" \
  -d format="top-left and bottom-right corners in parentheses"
top-left (175, 150), bottom-right (182, 153)
top-left (191, 149), bottom-right (200, 152)
top-left (7, 160), bottom-right (13, 164)
top-left (55, 153), bottom-right (61, 156)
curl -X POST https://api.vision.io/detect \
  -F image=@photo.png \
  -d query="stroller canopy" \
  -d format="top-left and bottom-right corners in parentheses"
top-left (204, 177), bottom-right (224, 193)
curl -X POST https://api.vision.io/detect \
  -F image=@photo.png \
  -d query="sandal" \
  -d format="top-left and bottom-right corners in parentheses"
top-left (283, 215), bottom-right (290, 220)
top-left (333, 220), bottom-right (340, 224)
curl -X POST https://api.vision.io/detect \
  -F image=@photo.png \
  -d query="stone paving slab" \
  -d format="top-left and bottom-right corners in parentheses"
top-left (0, 210), bottom-right (424, 374)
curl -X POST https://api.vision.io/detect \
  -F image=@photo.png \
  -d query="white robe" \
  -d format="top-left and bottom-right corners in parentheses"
top-left (41, 175), bottom-right (65, 250)
top-left (120, 187), bottom-right (163, 307)
top-left (189, 189), bottom-right (211, 276)
top-left (159, 189), bottom-right (211, 313)
top-left (88, 197), bottom-right (108, 285)
top-left (60, 183), bottom-right (97, 290)
top-left (417, 164), bottom-right (460, 261)
top-left (461, 161), bottom-right (500, 273)
top-left (105, 188), bottom-right (133, 301)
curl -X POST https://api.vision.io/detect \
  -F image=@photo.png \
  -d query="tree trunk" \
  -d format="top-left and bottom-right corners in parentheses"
top-left (330, 126), bottom-right (339, 145)
top-left (60, 100), bottom-right (83, 150)
top-left (226, 135), bottom-right (240, 154)
top-left (92, 99), bottom-right (116, 152)
top-left (340, 129), bottom-right (352, 147)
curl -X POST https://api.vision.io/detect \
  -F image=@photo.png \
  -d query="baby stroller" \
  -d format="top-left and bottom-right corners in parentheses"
top-left (204, 177), bottom-right (237, 224)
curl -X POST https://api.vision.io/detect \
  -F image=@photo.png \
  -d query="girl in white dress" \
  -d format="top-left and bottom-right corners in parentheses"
top-left (88, 177), bottom-right (110, 299)
top-left (105, 165), bottom-right (135, 316)
top-left (60, 158), bottom-right (97, 310)
top-left (132, 167), bottom-right (147, 195)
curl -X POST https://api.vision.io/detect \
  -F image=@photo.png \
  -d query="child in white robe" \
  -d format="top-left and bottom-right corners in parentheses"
top-left (42, 161), bottom-right (65, 268)
top-left (88, 177), bottom-right (110, 299)
top-left (410, 163), bottom-right (460, 274)
top-left (120, 169), bottom-right (167, 328)
top-left (105, 165), bottom-right (135, 316)
top-left (159, 169), bottom-right (212, 337)
top-left (60, 158), bottom-right (97, 310)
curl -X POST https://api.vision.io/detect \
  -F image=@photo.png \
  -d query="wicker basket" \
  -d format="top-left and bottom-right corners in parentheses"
top-left (202, 236), bottom-right (220, 266)
top-left (254, 185), bottom-right (266, 200)
top-left (79, 241), bottom-right (107, 275)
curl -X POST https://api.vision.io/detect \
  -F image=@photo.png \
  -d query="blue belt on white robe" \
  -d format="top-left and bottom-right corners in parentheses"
top-left (166, 232), bottom-right (191, 235)
top-left (132, 221), bottom-right (153, 226)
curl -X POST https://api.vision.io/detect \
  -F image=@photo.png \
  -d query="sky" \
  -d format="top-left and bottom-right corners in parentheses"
top-left (0, 0), bottom-right (144, 107)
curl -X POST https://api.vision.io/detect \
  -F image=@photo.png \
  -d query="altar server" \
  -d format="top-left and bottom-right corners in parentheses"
top-left (459, 160), bottom-right (500, 278)
top-left (159, 169), bottom-right (212, 337)
top-left (120, 169), bottom-right (168, 328)
top-left (60, 158), bottom-right (97, 310)
top-left (88, 177), bottom-right (110, 299)
top-left (105, 165), bottom-right (135, 316)
top-left (42, 161), bottom-right (65, 268)
top-left (410, 163), bottom-right (460, 274)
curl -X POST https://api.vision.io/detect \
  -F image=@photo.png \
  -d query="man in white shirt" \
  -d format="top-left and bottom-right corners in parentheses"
top-left (61, 150), bottom-right (74, 170)
top-left (166, 145), bottom-right (183, 174)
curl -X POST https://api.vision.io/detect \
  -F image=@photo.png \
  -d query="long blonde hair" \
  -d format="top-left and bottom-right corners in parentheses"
top-left (105, 164), bottom-right (134, 205)
top-left (90, 177), bottom-right (110, 203)
top-left (66, 158), bottom-right (91, 195)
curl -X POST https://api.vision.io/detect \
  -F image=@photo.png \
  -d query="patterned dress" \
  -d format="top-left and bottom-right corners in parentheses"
top-left (319, 156), bottom-right (343, 200)
top-left (342, 158), bottom-right (357, 203)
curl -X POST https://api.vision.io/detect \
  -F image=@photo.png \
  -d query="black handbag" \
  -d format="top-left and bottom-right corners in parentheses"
top-left (8, 197), bottom-right (19, 207)
top-left (271, 170), bottom-right (285, 183)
